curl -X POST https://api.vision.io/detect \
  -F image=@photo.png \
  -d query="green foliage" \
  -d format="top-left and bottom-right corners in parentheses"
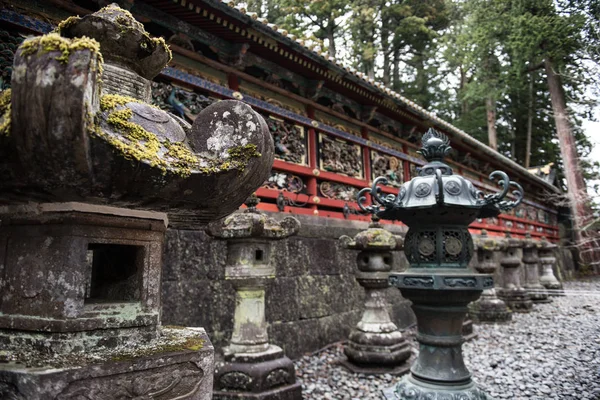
top-left (240, 0), bottom-right (599, 192)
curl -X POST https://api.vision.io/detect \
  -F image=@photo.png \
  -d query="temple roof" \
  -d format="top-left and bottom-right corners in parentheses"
top-left (152, 0), bottom-right (560, 194)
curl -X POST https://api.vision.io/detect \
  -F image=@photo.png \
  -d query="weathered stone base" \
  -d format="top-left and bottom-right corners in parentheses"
top-left (341, 329), bottom-right (412, 374)
top-left (525, 285), bottom-right (551, 303)
top-left (382, 375), bottom-right (493, 400)
top-left (469, 299), bottom-right (512, 323)
top-left (542, 283), bottom-right (565, 296)
top-left (497, 289), bottom-right (533, 313)
top-left (338, 355), bottom-right (411, 376)
top-left (214, 345), bottom-right (302, 400)
top-left (0, 328), bottom-right (214, 400)
top-left (462, 318), bottom-right (478, 341)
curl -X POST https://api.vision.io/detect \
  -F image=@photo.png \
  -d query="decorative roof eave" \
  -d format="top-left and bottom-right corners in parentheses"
top-left (195, 0), bottom-right (560, 195)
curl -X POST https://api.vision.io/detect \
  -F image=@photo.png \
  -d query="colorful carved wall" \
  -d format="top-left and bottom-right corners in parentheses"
top-left (0, 2), bottom-right (559, 241)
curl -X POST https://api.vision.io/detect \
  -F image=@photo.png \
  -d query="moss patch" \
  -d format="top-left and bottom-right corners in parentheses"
top-left (0, 89), bottom-right (11, 137)
top-left (19, 33), bottom-right (104, 75)
top-left (110, 336), bottom-right (204, 362)
top-left (94, 94), bottom-right (261, 176)
top-left (55, 15), bottom-right (81, 35)
top-left (99, 3), bottom-right (173, 62)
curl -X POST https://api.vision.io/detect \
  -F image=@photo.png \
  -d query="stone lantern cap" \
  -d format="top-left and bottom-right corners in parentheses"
top-left (540, 236), bottom-right (558, 250)
top-left (57, 3), bottom-right (171, 79)
top-left (207, 194), bottom-right (300, 240)
top-left (473, 229), bottom-right (502, 251)
top-left (522, 232), bottom-right (542, 248)
top-left (339, 217), bottom-right (403, 251)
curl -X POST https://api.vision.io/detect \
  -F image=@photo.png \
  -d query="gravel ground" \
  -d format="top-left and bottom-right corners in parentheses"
top-left (294, 279), bottom-right (600, 400)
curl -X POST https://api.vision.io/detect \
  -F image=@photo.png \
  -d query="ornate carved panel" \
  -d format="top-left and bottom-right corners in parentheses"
top-left (409, 163), bottom-right (419, 179)
top-left (266, 115), bottom-right (307, 165)
top-left (319, 181), bottom-right (359, 201)
top-left (0, 30), bottom-right (25, 90)
top-left (318, 134), bottom-right (363, 178)
top-left (56, 362), bottom-right (204, 399)
top-left (263, 171), bottom-right (305, 193)
top-left (151, 81), bottom-right (216, 122)
top-left (371, 151), bottom-right (403, 187)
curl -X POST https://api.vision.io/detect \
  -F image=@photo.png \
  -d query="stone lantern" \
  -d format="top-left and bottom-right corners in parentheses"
top-left (469, 230), bottom-right (512, 323)
top-left (538, 237), bottom-right (564, 296)
top-left (338, 216), bottom-right (412, 375)
top-left (522, 233), bottom-right (550, 303)
top-left (206, 195), bottom-right (302, 400)
top-left (357, 129), bottom-right (524, 399)
top-left (497, 233), bottom-right (533, 312)
top-left (0, 6), bottom-right (273, 399)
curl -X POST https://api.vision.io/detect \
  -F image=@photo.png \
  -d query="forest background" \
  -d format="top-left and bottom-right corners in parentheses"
top-left (240, 0), bottom-right (600, 206)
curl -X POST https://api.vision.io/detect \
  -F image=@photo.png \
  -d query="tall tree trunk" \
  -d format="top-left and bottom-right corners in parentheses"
top-left (485, 96), bottom-right (497, 150)
top-left (525, 76), bottom-right (534, 168)
top-left (414, 53), bottom-right (427, 108)
top-left (381, 16), bottom-right (390, 86)
top-left (544, 57), bottom-right (600, 268)
top-left (393, 47), bottom-right (400, 91)
top-left (459, 66), bottom-right (468, 116)
top-left (327, 21), bottom-right (336, 59)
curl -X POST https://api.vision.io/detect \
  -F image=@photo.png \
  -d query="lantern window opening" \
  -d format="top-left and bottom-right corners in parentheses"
top-left (85, 243), bottom-right (144, 304)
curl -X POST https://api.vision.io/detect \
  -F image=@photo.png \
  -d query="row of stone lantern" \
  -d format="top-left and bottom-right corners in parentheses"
top-left (469, 230), bottom-right (563, 324)
top-left (185, 129), bottom-right (565, 399)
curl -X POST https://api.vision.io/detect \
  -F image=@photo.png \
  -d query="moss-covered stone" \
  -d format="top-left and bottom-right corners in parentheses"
top-left (21, 33), bottom-right (98, 62)
top-left (19, 33), bottom-right (104, 75)
top-left (98, 3), bottom-right (173, 63)
top-left (55, 16), bottom-right (81, 35)
top-left (94, 95), bottom-right (261, 177)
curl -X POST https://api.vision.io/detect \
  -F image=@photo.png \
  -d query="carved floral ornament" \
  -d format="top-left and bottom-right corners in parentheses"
top-left (319, 181), bottom-right (359, 201)
top-left (151, 81), bottom-right (217, 122)
top-left (263, 171), bottom-right (305, 193)
top-left (318, 133), bottom-right (363, 178)
top-left (371, 151), bottom-right (403, 188)
top-left (265, 115), bottom-right (307, 165)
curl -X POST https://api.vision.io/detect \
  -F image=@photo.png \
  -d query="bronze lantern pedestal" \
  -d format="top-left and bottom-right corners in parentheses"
top-left (357, 129), bottom-right (524, 400)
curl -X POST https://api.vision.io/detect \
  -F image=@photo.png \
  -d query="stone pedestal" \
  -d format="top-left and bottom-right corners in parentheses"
top-left (497, 234), bottom-right (533, 313)
top-left (462, 318), bottom-right (477, 341)
top-left (539, 238), bottom-right (564, 296)
top-left (469, 230), bottom-right (512, 323)
top-left (522, 233), bottom-right (551, 303)
top-left (208, 196), bottom-right (302, 400)
top-left (338, 219), bottom-right (412, 375)
top-left (0, 204), bottom-right (214, 399)
top-left (0, 6), bottom-right (274, 399)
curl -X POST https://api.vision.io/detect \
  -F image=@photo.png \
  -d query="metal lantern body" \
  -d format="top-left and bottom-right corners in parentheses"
top-left (360, 130), bottom-right (523, 400)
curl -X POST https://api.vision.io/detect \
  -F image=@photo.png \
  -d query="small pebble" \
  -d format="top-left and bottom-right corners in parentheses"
top-left (294, 279), bottom-right (600, 399)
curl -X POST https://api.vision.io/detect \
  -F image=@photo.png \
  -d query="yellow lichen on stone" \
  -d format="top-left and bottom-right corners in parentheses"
top-left (97, 3), bottom-right (172, 62)
top-left (19, 33), bottom-right (103, 75)
top-left (94, 94), bottom-right (262, 177)
top-left (152, 36), bottom-right (173, 62)
top-left (0, 89), bottom-right (11, 137)
top-left (164, 140), bottom-right (198, 166)
top-left (55, 15), bottom-right (82, 34)
top-left (100, 94), bottom-right (158, 112)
